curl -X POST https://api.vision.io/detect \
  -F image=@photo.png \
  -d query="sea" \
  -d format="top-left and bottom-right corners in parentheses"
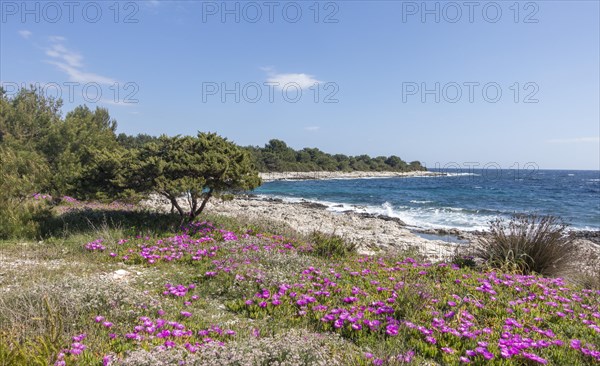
top-left (254, 169), bottom-right (600, 232)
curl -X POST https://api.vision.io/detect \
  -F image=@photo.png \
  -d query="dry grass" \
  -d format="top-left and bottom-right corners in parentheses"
top-left (473, 215), bottom-right (577, 276)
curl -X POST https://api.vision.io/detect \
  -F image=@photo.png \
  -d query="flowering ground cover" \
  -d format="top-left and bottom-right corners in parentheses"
top-left (1, 213), bottom-right (599, 365)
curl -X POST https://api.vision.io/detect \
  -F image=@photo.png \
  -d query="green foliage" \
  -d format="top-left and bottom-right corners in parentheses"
top-left (309, 231), bottom-right (357, 258)
top-left (451, 254), bottom-right (477, 269)
top-left (244, 139), bottom-right (426, 173)
top-left (474, 215), bottom-right (577, 276)
top-left (0, 144), bottom-right (52, 239)
top-left (0, 86), bottom-right (62, 146)
top-left (0, 87), bottom-right (122, 200)
top-left (116, 132), bottom-right (159, 149)
top-left (0, 296), bottom-right (64, 366)
top-left (39, 105), bottom-right (120, 196)
top-left (120, 132), bottom-right (261, 220)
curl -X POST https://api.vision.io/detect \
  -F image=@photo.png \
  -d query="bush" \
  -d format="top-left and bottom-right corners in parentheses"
top-left (0, 200), bottom-right (52, 239)
top-left (309, 231), bottom-right (356, 258)
top-left (474, 215), bottom-right (576, 276)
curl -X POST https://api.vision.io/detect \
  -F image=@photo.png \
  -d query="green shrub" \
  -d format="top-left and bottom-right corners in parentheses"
top-left (474, 215), bottom-right (576, 276)
top-left (451, 254), bottom-right (477, 269)
top-left (0, 200), bottom-right (52, 239)
top-left (309, 231), bottom-right (356, 258)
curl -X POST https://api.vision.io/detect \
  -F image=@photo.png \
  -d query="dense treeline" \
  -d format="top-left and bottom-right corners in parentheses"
top-left (245, 139), bottom-right (425, 172)
top-left (118, 135), bottom-right (426, 173)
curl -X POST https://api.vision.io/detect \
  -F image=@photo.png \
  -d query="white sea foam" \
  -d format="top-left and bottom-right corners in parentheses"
top-left (254, 195), bottom-right (597, 232)
top-left (409, 200), bottom-right (433, 204)
top-left (444, 173), bottom-right (481, 177)
top-left (256, 195), bottom-right (491, 231)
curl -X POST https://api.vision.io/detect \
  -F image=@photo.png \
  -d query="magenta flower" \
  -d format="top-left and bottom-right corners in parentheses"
top-left (386, 324), bottom-right (398, 336)
top-left (425, 336), bottom-right (436, 344)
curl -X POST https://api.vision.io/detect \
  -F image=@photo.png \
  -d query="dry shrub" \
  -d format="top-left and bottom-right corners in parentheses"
top-left (474, 215), bottom-right (576, 276)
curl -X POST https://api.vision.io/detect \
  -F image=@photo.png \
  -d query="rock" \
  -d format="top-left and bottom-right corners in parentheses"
top-left (112, 269), bottom-right (131, 280)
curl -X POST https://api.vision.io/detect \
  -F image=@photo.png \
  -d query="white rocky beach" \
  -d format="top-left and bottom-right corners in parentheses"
top-left (259, 170), bottom-right (444, 182)
top-left (144, 194), bottom-right (600, 267)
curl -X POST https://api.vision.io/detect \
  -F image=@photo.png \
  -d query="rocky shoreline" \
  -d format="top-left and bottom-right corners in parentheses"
top-left (259, 170), bottom-right (444, 182)
top-left (143, 195), bottom-right (599, 266)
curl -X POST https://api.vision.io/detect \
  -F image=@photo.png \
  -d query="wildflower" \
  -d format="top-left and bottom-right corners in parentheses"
top-left (425, 336), bottom-right (437, 344)
top-left (386, 324), bottom-right (398, 336)
top-left (522, 352), bottom-right (548, 364)
top-left (102, 355), bottom-right (112, 366)
top-left (72, 334), bottom-right (86, 342)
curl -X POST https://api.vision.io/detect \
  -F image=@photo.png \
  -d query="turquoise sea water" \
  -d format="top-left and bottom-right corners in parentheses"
top-left (254, 169), bottom-right (600, 231)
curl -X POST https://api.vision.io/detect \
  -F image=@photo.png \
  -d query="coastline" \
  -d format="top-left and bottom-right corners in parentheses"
top-left (143, 195), bottom-right (600, 265)
top-left (259, 170), bottom-right (444, 182)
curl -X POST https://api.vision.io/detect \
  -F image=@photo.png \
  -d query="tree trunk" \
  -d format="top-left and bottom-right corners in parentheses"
top-left (162, 192), bottom-right (184, 217)
top-left (192, 189), bottom-right (213, 219)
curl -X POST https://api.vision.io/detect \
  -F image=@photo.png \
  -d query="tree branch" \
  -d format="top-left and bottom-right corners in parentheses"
top-left (193, 188), bottom-right (213, 218)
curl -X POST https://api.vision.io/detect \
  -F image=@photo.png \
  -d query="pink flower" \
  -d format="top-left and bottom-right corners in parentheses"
top-left (386, 324), bottom-right (398, 336)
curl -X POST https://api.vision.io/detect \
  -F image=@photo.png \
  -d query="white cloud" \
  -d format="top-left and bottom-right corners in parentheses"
top-left (18, 30), bottom-right (32, 39)
top-left (546, 137), bottom-right (600, 144)
top-left (46, 43), bottom-right (83, 68)
top-left (48, 35), bottom-right (66, 42)
top-left (44, 37), bottom-right (116, 85)
top-left (305, 126), bottom-right (320, 132)
top-left (263, 67), bottom-right (321, 90)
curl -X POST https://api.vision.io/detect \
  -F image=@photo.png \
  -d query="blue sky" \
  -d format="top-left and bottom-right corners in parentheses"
top-left (1, 0), bottom-right (599, 170)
